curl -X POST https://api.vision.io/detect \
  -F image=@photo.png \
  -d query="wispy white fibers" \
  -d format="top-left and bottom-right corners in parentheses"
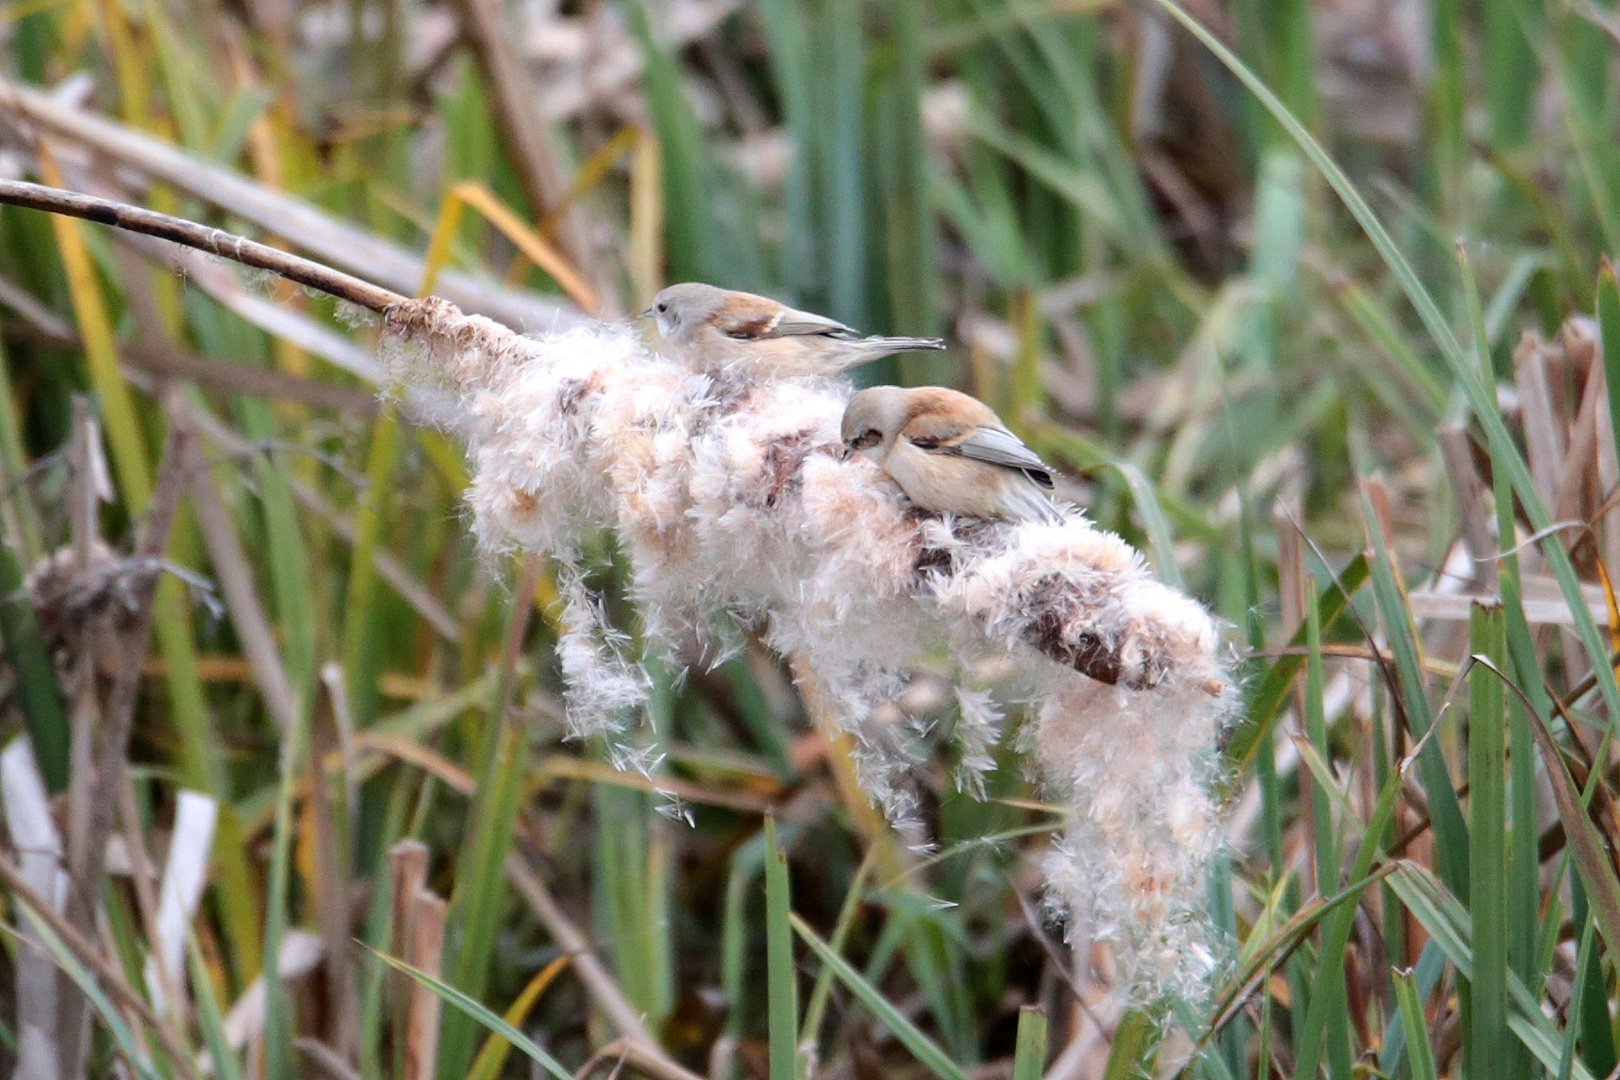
top-left (553, 560), bottom-right (652, 741)
top-left (380, 297), bottom-right (1238, 999)
top-left (952, 687), bottom-right (1004, 802)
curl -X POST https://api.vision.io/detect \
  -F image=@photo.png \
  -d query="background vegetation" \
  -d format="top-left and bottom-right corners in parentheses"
top-left (0, 0), bottom-right (1616, 1077)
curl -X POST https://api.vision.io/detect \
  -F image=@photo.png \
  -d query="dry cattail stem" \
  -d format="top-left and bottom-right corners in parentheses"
top-left (0, 180), bottom-right (405, 312)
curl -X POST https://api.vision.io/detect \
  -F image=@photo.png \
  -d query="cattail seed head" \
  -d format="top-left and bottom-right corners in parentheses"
top-left (380, 297), bottom-right (1238, 998)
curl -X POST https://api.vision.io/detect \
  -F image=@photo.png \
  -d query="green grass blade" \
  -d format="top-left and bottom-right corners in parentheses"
top-left (819, 0), bottom-right (867, 327)
top-left (1289, 756), bottom-right (1406, 1078)
top-left (189, 935), bottom-right (244, 1080)
top-left (1527, 704), bottom-right (1620, 960)
top-left (1223, 553), bottom-right (1369, 786)
top-left (341, 405), bottom-right (400, 725)
top-left (1100, 1009), bottom-right (1158, 1080)
top-left (791, 912), bottom-right (970, 1080)
top-left (1467, 606), bottom-right (1511, 1078)
top-left (1598, 261), bottom-right (1620, 458)
top-left (0, 530), bottom-right (67, 790)
top-left (721, 832), bottom-right (768, 1080)
top-left (1362, 499), bottom-right (1471, 896)
top-left (1392, 967), bottom-right (1438, 1080)
top-left (801, 844), bottom-right (878, 1060)
top-left (262, 687), bottom-right (307, 1080)
top-left (0, 914), bottom-right (165, 1080)
top-left (1011, 1006), bottom-right (1047, 1080)
top-left (1107, 461), bottom-right (1184, 590)
top-left (1561, 919), bottom-right (1600, 1080)
top-left (877, 0), bottom-right (945, 386)
top-left (594, 782), bottom-right (672, 1023)
top-left (1483, 0), bottom-right (1540, 151)
top-left (765, 816), bottom-right (802, 1080)
top-left (1388, 863), bottom-right (1600, 1080)
top-left (1149, 0), bottom-right (1620, 727)
top-left (439, 716), bottom-right (528, 1080)
top-left (1572, 875), bottom-right (1616, 1079)
top-left (368, 948), bottom-right (573, 1080)
top-left (623, 1), bottom-right (755, 287)
top-left (757, 0), bottom-right (813, 297)
top-left (1428, 0), bottom-right (1466, 213)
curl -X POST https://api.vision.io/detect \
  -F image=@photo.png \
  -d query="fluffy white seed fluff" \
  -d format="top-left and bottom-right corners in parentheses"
top-left (380, 297), bottom-right (1238, 999)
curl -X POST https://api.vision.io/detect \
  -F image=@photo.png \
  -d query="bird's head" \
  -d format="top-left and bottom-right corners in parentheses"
top-left (639, 282), bottom-right (729, 345)
top-left (840, 385), bottom-right (911, 462)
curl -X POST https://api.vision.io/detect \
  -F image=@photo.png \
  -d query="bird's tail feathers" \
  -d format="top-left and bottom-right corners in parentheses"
top-left (838, 335), bottom-right (947, 369)
top-left (1007, 482), bottom-right (1066, 525)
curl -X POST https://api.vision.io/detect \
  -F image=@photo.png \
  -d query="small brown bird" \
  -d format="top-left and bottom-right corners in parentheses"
top-left (640, 282), bottom-right (945, 378)
top-left (841, 385), bottom-right (1063, 524)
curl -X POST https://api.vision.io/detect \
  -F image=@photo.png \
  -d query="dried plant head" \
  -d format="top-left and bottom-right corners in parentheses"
top-left (381, 295), bottom-right (1237, 1000)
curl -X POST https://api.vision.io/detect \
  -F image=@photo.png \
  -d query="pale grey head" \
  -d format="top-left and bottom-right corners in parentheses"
top-left (640, 282), bottom-right (730, 345)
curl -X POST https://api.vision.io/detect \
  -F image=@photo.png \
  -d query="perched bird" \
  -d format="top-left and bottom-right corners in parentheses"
top-left (842, 385), bottom-right (1064, 524)
top-left (640, 282), bottom-right (945, 378)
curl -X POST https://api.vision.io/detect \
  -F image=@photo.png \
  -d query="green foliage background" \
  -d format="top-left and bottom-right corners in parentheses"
top-left (0, 0), bottom-right (1617, 1077)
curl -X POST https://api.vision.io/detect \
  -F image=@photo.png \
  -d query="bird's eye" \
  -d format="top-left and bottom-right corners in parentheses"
top-left (726, 330), bottom-right (759, 341)
top-left (850, 431), bottom-right (882, 450)
top-left (656, 303), bottom-right (668, 313)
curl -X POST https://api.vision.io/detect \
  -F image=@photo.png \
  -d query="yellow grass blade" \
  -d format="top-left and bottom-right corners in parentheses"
top-left (443, 181), bottom-right (600, 314)
top-left (628, 127), bottom-right (664, 306)
top-left (464, 956), bottom-right (571, 1080)
top-left (540, 124), bottom-right (641, 238)
top-left (37, 146), bottom-right (151, 506)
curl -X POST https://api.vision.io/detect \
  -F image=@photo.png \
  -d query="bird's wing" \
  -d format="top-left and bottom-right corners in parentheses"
top-left (714, 297), bottom-right (857, 340)
top-left (766, 305), bottom-right (859, 338)
top-left (921, 425), bottom-right (1056, 489)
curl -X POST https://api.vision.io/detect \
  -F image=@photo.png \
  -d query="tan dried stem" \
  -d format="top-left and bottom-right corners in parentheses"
top-left (0, 180), bottom-right (404, 312)
top-left (59, 421), bottom-right (194, 1075)
top-left (577, 1037), bottom-right (709, 1080)
top-left (503, 853), bottom-right (667, 1052)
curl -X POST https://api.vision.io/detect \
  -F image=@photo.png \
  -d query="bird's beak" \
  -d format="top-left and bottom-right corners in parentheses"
top-left (637, 307), bottom-right (656, 319)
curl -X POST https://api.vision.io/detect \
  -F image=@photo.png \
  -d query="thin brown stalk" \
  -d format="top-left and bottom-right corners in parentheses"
top-left (1, 314), bottom-right (380, 414)
top-left (176, 403), bottom-right (462, 643)
top-left (0, 853), bottom-right (201, 1080)
top-left (297, 1038), bottom-right (366, 1080)
top-left (309, 689), bottom-right (359, 1060)
top-left (116, 770), bottom-right (176, 1020)
top-left (504, 852), bottom-right (664, 1053)
top-left (0, 180), bottom-right (403, 312)
top-left (59, 419), bottom-right (193, 1076)
top-left (66, 423), bottom-right (189, 889)
top-left (577, 1037), bottom-right (708, 1080)
top-left (449, 0), bottom-right (609, 305)
top-left (63, 398), bottom-right (100, 880)
top-left (184, 440), bottom-right (302, 735)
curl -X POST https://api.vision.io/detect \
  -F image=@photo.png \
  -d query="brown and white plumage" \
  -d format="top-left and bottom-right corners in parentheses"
top-left (841, 385), bottom-right (1064, 524)
top-left (641, 282), bottom-right (945, 378)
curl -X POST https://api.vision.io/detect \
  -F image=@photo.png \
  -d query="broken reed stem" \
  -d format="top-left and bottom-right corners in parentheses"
top-left (0, 180), bottom-right (405, 312)
top-left (72, 425), bottom-right (192, 908)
